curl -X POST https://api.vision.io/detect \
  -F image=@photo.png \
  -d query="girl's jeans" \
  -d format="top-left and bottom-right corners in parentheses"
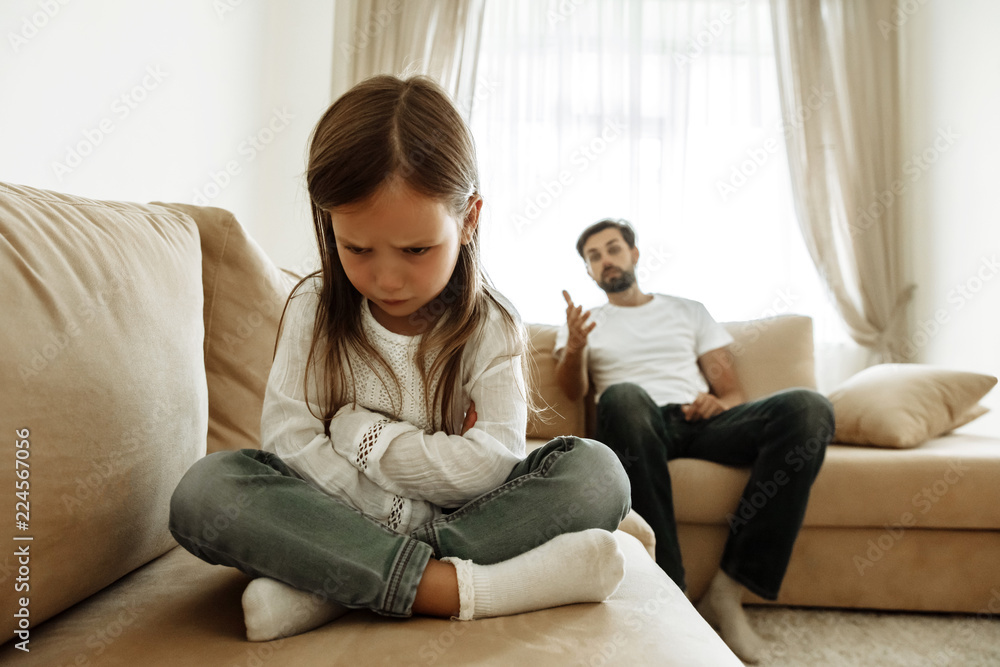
top-left (595, 384), bottom-right (833, 600)
top-left (168, 436), bottom-right (630, 617)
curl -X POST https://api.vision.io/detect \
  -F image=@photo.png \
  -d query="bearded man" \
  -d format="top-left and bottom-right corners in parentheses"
top-left (554, 218), bottom-right (834, 663)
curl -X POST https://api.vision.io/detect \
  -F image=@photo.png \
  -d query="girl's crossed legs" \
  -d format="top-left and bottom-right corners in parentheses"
top-left (168, 436), bottom-right (631, 639)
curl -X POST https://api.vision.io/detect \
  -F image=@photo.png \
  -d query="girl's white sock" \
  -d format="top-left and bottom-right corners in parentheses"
top-left (441, 528), bottom-right (626, 620)
top-left (242, 577), bottom-right (350, 642)
top-left (243, 529), bottom-right (625, 637)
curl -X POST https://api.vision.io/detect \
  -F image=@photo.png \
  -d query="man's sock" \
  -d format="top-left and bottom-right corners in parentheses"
top-left (441, 528), bottom-right (626, 620)
top-left (695, 570), bottom-right (766, 663)
top-left (242, 577), bottom-right (350, 642)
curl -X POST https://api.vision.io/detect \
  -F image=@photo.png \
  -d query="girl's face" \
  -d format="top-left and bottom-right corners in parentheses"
top-left (329, 179), bottom-right (480, 336)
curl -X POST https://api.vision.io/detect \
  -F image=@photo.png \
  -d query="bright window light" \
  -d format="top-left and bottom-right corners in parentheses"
top-left (467, 0), bottom-right (850, 354)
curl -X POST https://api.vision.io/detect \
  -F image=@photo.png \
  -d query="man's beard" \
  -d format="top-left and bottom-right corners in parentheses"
top-left (598, 267), bottom-right (636, 294)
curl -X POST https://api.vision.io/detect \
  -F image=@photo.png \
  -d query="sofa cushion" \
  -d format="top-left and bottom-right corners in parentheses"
top-left (827, 363), bottom-right (996, 448)
top-left (524, 316), bottom-right (816, 440)
top-left (669, 433), bottom-right (1000, 531)
top-left (0, 537), bottom-right (742, 667)
top-left (154, 203), bottom-right (299, 454)
top-left (525, 324), bottom-right (586, 439)
top-left (0, 183), bottom-right (207, 643)
top-left (723, 315), bottom-right (817, 399)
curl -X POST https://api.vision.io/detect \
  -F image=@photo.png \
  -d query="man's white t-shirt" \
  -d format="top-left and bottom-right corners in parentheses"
top-left (554, 294), bottom-right (734, 406)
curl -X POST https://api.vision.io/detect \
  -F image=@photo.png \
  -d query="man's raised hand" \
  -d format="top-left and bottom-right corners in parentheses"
top-left (563, 290), bottom-right (596, 353)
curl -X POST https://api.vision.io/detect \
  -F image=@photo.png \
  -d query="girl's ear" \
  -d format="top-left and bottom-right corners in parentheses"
top-left (460, 195), bottom-right (483, 245)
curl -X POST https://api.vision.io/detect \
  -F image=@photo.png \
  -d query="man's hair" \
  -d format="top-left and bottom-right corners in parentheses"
top-left (575, 218), bottom-right (637, 258)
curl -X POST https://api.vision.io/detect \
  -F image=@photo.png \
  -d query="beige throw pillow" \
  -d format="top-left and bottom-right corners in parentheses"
top-left (0, 183), bottom-right (207, 643)
top-left (828, 364), bottom-right (997, 448)
top-left (154, 203), bottom-right (300, 453)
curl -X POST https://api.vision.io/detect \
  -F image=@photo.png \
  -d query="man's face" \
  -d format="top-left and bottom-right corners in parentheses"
top-left (581, 227), bottom-right (640, 294)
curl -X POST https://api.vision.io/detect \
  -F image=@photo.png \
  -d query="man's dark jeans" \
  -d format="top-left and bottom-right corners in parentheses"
top-left (595, 383), bottom-right (834, 600)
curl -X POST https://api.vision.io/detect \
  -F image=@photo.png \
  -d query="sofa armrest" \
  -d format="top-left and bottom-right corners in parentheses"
top-left (525, 324), bottom-right (587, 438)
top-left (618, 510), bottom-right (657, 560)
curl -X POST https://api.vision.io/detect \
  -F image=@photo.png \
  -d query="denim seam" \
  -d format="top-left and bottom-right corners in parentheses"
top-left (418, 441), bottom-right (574, 555)
top-left (430, 447), bottom-right (570, 529)
top-left (384, 539), bottom-right (417, 615)
top-left (423, 524), bottom-right (442, 558)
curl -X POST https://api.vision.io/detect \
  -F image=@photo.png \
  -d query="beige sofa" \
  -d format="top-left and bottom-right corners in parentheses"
top-left (0, 183), bottom-right (742, 666)
top-left (528, 319), bottom-right (1000, 615)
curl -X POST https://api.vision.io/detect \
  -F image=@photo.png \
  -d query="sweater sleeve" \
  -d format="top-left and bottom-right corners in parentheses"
top-left (259, 283), bottom-right (438, 530)
top-left (328, 301), bottom-right (528, 508)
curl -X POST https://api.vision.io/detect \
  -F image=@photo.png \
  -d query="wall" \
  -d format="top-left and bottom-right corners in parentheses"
top-left (0, 0), bottom-right (333, 274)
top-left (902, 0), bottom-right (1000, 432)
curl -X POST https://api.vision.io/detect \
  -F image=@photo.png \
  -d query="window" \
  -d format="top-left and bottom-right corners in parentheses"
top-left (468, 0), bottom-right (849, 360)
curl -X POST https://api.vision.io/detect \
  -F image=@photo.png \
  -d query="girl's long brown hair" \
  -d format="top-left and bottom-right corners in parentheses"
top-left (291, 74), bottom-right (530, 435)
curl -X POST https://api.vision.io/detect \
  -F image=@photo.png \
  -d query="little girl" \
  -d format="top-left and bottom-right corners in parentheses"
top-left (169, 74), bottom-right (631, 642)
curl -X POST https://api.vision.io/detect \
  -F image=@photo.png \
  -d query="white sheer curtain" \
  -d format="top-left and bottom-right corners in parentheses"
top-left (468, 0), bottom-right (858, 388)
top-left (330, 0), bottom-right (486, 112)
top-left (325, 0), bottom-right (863, 389)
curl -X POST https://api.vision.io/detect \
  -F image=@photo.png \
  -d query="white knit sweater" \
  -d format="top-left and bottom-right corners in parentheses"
top-left (260, 279), bottom-right (527, 534)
